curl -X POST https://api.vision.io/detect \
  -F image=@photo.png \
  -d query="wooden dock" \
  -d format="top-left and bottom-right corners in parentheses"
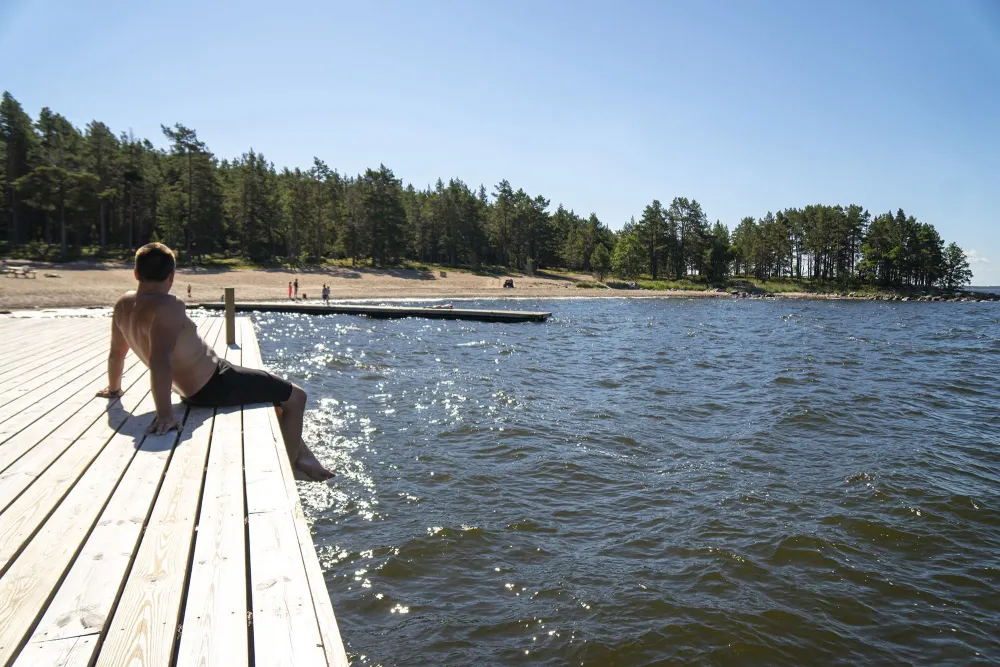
top-left (196, 301), bottom-right (551, 323)
top-left (0, 315), bottom-right (348, 667)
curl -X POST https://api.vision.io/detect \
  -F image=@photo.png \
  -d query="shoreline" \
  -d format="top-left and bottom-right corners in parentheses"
top-left (1, 261), bottom-right (995, 310)
top-left (2, 292), bottom-right (995, 317)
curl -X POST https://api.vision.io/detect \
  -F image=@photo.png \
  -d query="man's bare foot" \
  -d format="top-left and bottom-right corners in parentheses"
top-left (294, 458), bottom-right (334, 481)
top-left (294, 444), bottom-right (334, 481)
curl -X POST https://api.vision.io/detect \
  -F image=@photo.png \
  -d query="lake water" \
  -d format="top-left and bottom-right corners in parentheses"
top-left (255, 298), bottom-right (1000, 666)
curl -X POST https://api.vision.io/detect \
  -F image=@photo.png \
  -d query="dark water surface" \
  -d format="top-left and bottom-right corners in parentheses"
top-left (255, 299), bottom-right (1000, 666)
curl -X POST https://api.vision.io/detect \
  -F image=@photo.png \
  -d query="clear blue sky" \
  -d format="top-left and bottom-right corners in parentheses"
top-left (2, 0), bottom-right (998, 282)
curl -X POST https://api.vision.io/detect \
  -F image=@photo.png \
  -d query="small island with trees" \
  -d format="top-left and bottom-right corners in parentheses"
top-left (1, 92), bottom-right (988, 303)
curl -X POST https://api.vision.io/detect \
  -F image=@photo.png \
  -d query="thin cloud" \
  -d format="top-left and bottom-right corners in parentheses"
top-left (967, 250), bottom-right (990, 265)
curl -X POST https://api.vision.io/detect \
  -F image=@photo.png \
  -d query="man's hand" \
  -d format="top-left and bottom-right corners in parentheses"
top-left (146, 412), bottom-right (181, 436)
top-left (97, 387), bottom-right (123, 399)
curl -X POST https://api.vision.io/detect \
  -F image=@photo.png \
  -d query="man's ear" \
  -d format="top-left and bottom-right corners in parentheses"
top-left (167, 270), bottom-right (175, 286)
top-left (134, 268), bottom-right (140, 282)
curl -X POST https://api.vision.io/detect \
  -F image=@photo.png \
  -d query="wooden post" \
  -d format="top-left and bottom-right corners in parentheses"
top-left (224, 287), bottom-right (235, 345)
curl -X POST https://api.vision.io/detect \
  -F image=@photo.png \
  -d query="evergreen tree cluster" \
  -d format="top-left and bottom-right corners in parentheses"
top-left (0, 93), bottom-right (973, 290)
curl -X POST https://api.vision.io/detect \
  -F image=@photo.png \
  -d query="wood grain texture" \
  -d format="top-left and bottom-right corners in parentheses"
top-left (0, 368), bottom-right (157, 571)
top-left (0, 318), bottom-right (213, 665)
top-left (21, 320), bottom-right (219, 661)
top-left (0, 317), bottom-right (202, 444)
top-left (11, 634), bottom-right (97, 667)
top-left (0, 359), bottom-right (146, 509)
top-left (241, 318), bottom-right (331, 666)
top-left (0, 315), bottom-right (345, 666)
top-left (175, 319), bottom-right (248, 667)
top-left (266, 407), bottom-right (350, 667)
top-left (0, 389), bottom-right (166, 664)
top-left (0, 332), bottom-right (108, 396)
top-left (247, 508), bottom-right (329, 667)
top-left (0, 319), bottom-right (96, 365)
top-left (0, 352), bottom-right (145, 475)
top-left (89, 319), bottom-right (222, 667)
top-left (0, 324), bottom-right (107, 388)
top-left (0, 351), bottom-right (112, 430)
top-left (0, 363), bottom-right (119, 444)
top-left (93, 405), bottom-right (213, 667)
top-left (0, 324), bottom-right (105, 382)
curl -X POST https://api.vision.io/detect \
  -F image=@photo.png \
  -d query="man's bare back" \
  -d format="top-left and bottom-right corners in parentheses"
top-left (113, 291), bottom-right (218, 399)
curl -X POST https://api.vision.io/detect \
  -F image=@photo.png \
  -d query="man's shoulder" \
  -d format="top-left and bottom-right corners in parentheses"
top-left (114, 291), bottom-right (136, 306)
top-left (112, 292), bottom-right (135, 319)
top-left (153, 294), bottom-right (187, 317)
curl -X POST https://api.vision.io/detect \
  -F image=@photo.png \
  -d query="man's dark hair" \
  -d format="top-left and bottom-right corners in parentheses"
top-left (135, 243), bottom-right (176, 282)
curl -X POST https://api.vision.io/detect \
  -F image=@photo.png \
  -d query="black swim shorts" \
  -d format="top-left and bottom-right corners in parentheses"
top-left (182, 360), bottom-right (294, 407)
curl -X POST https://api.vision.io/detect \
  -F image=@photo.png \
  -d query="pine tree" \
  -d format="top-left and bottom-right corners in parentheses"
top-left (635, 200), bottom-right (667, 279)
top-left (85, 121), bottom-right (120, 250)
top-left (590, 243), bottom-right (611, 281)
top-left (360, 165), bottom-right (407, 267)
top-left (940, 243), bottom-right (972, 291)
top-left (0, 93), bottom-right (38, 247)
top-left (612, 233), bottom-right (646, 281)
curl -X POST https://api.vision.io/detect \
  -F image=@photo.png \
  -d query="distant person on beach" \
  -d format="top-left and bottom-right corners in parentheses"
top-left (288, 281), bottom-right (293, 299)
top-left (97, 243), bottom-right (333, 481)
top-left (186, 284), bottom-right (191, 299)
top-left (294, 278), bottom-right (299, 298)
top-left (322, 284), bottom-right (330, 304)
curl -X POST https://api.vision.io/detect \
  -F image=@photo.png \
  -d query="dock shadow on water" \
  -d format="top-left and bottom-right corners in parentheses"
top-left (255, 298), bottom-right (1000, 666)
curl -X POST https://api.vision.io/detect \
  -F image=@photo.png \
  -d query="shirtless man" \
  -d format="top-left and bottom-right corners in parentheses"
top-left (98, 243), bottom-right (333, 481)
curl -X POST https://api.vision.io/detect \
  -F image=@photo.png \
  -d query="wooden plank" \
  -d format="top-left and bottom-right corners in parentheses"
top-left (0, 317), bottom-right (52, 335)
top-left (0, 319), bottom-right (106, 374)
top-left (0, 347), bottom-right (112, 424)
top-left (0, 317), bottom-right (207, 467)
top-left (245, 317), bottom-right (348, 666)
top-left (0, 364), bottom-right (162, 572)
top-left (241, 318), bottom-right (329, 666)
top-left (265, 407), bottom-right (350, 667)
top-left (10, 635), bottom-right (97, 666)
top-left (0, 318), bottom-right (213, 560)
top-left (0, 352), bottom-right (145, 476)
top-left (0, 323), bottom-right (107, 386)
top-left (0, 330), bottom-right (115, 408)
top-left (0, 319), bottom-right (101, 366)
top-left (0, 318), bottom-right (202, 445)
top-left (16, 321), bottom-right (221, 665)
top-left (92, 405), bottom-right (214, 667)
top-left (0, 388), bottom-right (184, 664)
top-left (175, 318), bottom-right (248, 667)
top-left (0, 317), bottom-right (203, 474)
top-left (245, 510), bottom-right (328, 667)
top-left (0, 318), bottom-right (76, 353)
top-left (92, 318), bottom-right (224, 667)
top-left (0, 317), bottom-right (204, 484)
top-left (0, 354), bottom-right (147, 510)
top-left (0, 359), bottom-right (117, 436)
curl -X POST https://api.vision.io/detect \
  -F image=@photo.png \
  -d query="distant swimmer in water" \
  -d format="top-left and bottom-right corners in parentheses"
top-left (98, 243), bottom-right (333, 481)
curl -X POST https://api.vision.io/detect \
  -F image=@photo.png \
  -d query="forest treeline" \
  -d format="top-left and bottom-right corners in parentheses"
top-left (0, 92), bottom-right (973, 290)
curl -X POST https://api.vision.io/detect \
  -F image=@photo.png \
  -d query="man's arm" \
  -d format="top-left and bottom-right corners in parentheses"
top-left (147, 301), bottom-right (185, 435)
top-left (98, 311), bottom-right (130, 398)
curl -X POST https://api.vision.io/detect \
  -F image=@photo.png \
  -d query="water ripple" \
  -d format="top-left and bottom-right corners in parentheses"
top-left (256, 298), bottom-right (1000, 666)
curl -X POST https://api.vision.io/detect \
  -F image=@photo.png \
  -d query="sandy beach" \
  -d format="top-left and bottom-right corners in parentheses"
top-left (0, 260), bottom-right (730, 310)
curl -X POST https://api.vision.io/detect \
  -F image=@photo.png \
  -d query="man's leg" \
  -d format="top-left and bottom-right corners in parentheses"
top-left (277, 384), bottom-right (334, 481)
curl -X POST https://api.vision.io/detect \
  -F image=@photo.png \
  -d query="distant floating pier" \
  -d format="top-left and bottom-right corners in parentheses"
top-left (197, 301), bottom-right (551, 323)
